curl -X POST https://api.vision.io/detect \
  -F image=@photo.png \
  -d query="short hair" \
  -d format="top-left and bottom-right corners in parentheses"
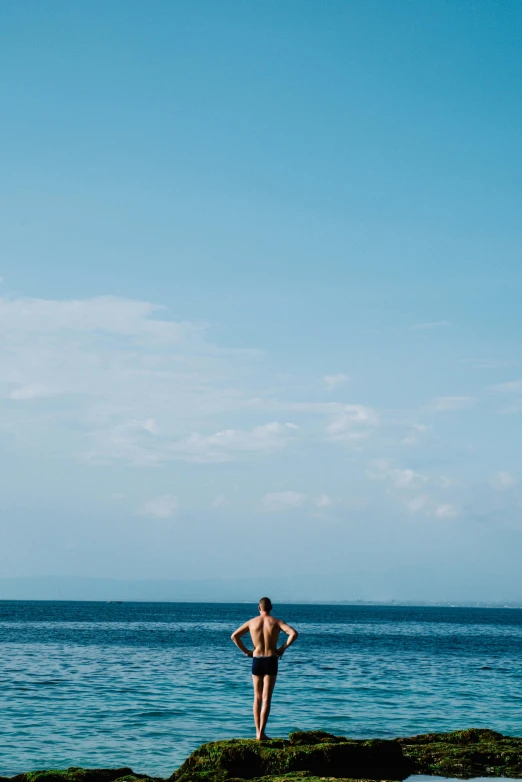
top-left (259, 596), bottom-right (272, 611)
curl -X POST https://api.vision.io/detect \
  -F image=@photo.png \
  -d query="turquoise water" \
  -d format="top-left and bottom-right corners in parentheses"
top-left (1, 601), bottom-right (522, 777)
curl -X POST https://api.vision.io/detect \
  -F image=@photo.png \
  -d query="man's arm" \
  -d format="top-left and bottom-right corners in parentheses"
top-left (276, 619), bottom-right (298, 656)
top-left (231, 621), bottom-right (253, 657)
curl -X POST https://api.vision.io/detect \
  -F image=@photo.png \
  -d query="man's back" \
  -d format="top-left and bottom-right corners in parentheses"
top-left (248, 614), bottom-right (281, 656)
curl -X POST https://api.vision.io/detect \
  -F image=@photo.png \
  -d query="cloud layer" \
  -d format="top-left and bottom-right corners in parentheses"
top-left (0, 292), bottom-right (519, 532)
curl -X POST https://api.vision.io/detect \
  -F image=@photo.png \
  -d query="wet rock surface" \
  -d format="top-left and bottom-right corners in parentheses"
top-left (4, 729), bottom-right (522, 782)
top-left (1, 769), bottom-right (156, 782)
top-left (400, 728), bottom-right (522, 778)
top-left (172, 731), bottom-right (409, 782)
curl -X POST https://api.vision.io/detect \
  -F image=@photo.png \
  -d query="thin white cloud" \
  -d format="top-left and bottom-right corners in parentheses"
top-left (171, 422), bottom-right (298, 464)
top-left (412, 320), bottom-right (452, 331)
top-left (259, 491), bottom-right (336, 513)
top-left (4, 294), bottom-right (387, 466)
top-left (368, 460), bottom-right (459, 519)
top-left (0, 294), bottom-right (302, 464)
top-left (261, 491), bottom-right (306, 511)
top-left (139, 494), bottom-right (179, 519)
top-left (247, 398), bottom-right (379, 435)
top-left (120, 418), bottom-right (159, 435)
top-left (314, 493), bottom-right (334, 508)
top-left (491, 471), bottom-right (518, 491)
top-left (406, 496), bottom-right (430, 513)
top-left (497, 401), bottom-right (522, 415)
top-left (437, 476), bottom-right (456, 489)
top-left (81, 421), bottom-right (298, 466)
top-left (323, 373), bottom-right (349, 391)
top-left (406, 498), bottom-right (459, 519)
top-left (430, 396), bottom-right (476, 412)
top-left (325, 404), bottom-right (379, 443)
top-left (491, 379), bottom-right (522, 394)
top-left (368, 462), bottom-right (427, 489)
top-left (402, 424), bottom-right (429, 446)
top-left (141, 418), bottom-right (159, 435)
top-left (389, 468), bottom-right (427, 489)
top-left (0, 295), bottom-right (197, 341)
top-left (211, 494), bottom-right (227, 508)
top-left (434, 504), bottom-right (459, 519)
top-left (231, 397), bottom-right (380, 447)
top-left (10, 383), bottom-right (57, 400)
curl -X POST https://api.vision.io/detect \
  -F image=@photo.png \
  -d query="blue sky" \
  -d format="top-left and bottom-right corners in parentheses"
top-left (1, 1), bottom-right (521, 601)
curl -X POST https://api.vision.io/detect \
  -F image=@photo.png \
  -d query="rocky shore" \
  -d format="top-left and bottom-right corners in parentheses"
top-left (3, 729), bottom-right (522, 782)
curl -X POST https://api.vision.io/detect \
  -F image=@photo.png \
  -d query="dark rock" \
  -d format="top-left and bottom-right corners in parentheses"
top-left (288, 732), bottom-right (347, 746)
top-left (399, 728), bottom-right (522, 778)
top-left (9, 769), bottom-right (154, 782)
top-left (171, 733), bottom-right (412, 782)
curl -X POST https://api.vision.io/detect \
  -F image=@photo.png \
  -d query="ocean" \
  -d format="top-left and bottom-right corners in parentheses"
top-left (1, 601), bottom-right (522, 778)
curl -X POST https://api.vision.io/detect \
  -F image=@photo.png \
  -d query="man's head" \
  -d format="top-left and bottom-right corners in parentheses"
top-left (258, 596), bottom-right (272, 614)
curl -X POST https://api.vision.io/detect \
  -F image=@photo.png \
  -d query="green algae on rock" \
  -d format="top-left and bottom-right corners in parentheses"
top-left (7, 769), bottom-right (156, 782)
top-left (171, 732), bottom-right (411, 782)
top-left (400, 728), bottom-right (522, 778)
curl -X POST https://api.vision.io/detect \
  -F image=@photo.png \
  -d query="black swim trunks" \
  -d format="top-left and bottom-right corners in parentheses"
top-left (252, 655), bottom-right (278, 676)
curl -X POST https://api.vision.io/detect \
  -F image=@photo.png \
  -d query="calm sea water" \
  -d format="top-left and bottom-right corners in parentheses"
top-left (1, 601), bottom-right (522, 777)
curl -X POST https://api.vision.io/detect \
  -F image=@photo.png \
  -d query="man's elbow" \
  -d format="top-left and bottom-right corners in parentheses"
top-left (231, 632), bottom-right (238, 642)
top-left (292, 630), bottom-right (299, 641)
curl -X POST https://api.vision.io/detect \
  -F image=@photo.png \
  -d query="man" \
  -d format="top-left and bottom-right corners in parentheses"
top-left (231, 597), bottom-right (298, 740)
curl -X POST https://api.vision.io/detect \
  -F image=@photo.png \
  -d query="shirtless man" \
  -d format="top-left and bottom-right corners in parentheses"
top-left (231, 597), bottom-right (298, 740)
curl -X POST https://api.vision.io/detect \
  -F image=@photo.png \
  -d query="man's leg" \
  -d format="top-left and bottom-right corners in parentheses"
top-left (252, 675), bottom-right (264, 739)
top-left (259, 675), bottom-right (277, 739)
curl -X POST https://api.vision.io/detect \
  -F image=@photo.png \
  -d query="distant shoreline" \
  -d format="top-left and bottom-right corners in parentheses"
top-left (2, 597), bottom-right (522, 608)
top-left (2, 575), bottom-right (521, 606)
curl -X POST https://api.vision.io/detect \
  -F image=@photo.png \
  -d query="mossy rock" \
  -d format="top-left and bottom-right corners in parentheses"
top-left (400, 728), bottom-right (522, 778)
top-left (172, 732), bottom-right (411, 782)
top-left (288, 733), bottom-right (348, 747)
top-left (9, 769), bottom-right (154, 782)
top-left (247, 776), bottom-right (393, 782)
